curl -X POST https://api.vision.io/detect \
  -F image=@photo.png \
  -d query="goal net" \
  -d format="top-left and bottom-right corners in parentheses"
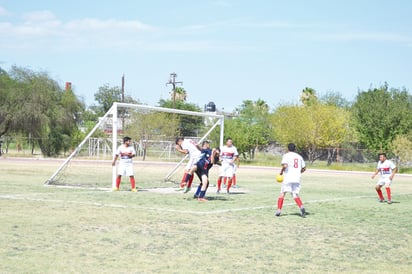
top-left (44, 102), bottom-right (224, 190)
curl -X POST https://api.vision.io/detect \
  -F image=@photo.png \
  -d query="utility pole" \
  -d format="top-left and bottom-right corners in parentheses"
top-left (121, 74), bottom-right (125, 131)
top-left (166, 72), bottom-right (183, 108)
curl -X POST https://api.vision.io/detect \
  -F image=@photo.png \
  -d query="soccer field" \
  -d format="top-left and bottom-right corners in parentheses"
top-left (0, 158), bottom-right (411, 273)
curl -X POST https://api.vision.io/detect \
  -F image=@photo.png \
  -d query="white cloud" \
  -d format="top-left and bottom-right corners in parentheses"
top-left (64, 18), bottom-right (155, 32)
top-left (315, 31), bottom-right (412, 44)
top-left (22, 10), bottom-right (57, 22)
top-left (0, 6), bottom-right (11, 17)
top-left (0, 9), bottom-right (158, 50)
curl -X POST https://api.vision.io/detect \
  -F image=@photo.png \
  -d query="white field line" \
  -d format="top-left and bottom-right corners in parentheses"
top-left (1, 193), bottom-right (411, 215)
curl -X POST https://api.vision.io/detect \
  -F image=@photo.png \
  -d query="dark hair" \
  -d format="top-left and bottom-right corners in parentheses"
top-left (123, 136), bottom-right (131, 142)
top-left (202, 140), bottom-right (210, 146)
top-left (378, 153), bottom-right (387, 158)
top-left (226, 137), bottom-right (232, 142)
top-left (175, 137), bottom-right (184, 145)
top-left (287, 143), bottom-right (296, 152)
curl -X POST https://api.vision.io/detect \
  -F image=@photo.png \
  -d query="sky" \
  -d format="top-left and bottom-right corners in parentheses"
top-left (1, 0), bottom-right (412, 112)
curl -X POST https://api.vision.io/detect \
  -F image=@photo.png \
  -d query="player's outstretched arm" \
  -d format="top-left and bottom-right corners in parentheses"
top-left (112, 155), bottom-right (119, 166)
top-left (280, 164), bottom-right (287, 175)
top-left (175, 144), bottom-right (188, 155)
top-left (390, 167), bottom-right (398, 180)
top-left (371, 169), bottom-right (379, 179)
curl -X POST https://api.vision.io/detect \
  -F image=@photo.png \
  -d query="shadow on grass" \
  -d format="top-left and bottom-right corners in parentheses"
top-left (277, 212), bottom-right (311, 218)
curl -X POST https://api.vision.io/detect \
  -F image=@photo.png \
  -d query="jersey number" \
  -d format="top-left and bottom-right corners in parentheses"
top-left (293, 159), bottom-right (299, 168)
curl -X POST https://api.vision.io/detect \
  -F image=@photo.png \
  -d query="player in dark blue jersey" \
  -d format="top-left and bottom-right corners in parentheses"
top-left (192, 141), bottom-right (220, 201)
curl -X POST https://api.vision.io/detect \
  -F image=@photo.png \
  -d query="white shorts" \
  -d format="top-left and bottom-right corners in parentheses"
top-left (377, 178), bottom-right (392, 186)
top-left (185, 156), bottom-right (199, 171)
top-left (281, 182), bottom-right (301, 195)
top-left (117, 162), bottom-right (134, 176)
top-left (219, 163), bottom-right (235, 178)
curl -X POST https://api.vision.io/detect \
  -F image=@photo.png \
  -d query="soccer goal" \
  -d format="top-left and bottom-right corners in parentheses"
top-left (44, 102), bottom-right (225, 190)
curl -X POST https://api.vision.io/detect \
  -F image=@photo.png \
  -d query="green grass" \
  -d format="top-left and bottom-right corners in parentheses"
top-left (0, 159), bottom-right (411, 273)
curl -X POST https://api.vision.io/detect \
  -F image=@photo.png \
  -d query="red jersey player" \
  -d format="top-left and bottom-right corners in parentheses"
top-left (175, 137), bottom-right (201, 191)
top-left (275, 143), bottom-right (306, 217)
top-left (217, 137), bottom-right (239, 194)
top-left (112, 136), bottom-right (137, 192)
top-left (371, 153), bottom-right (397, 204)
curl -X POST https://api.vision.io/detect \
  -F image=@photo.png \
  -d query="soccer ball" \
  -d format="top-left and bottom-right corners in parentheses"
top-left (276, 174), bottom-right (284, 183)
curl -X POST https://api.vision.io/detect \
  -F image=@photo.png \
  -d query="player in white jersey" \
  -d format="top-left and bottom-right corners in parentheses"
top-left (112, 136), bottom-right (137, 192)
top-left (371, 153), bottom-right (397, 204)
top-left (217, 137), bottom-right (239, 193)
top-left (275, 143), bottom-right (306, 217)
top-left (175, 137), bottom-right (201, 191)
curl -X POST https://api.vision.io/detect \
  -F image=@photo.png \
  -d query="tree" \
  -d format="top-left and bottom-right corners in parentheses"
top-left (170, 87), bottom-right (187, 102)
top-left (300, 87), bottom-right (318, 106)
top-left (0, 68), bottom-right (16, 137)
top-left (2, 66), bottom-right (84, 156)
top-left (158, 99), bottom-right (204, 137)
top-left (390, 134), bottom-right (412, 171)
top-left (127, 111), bottom-right (179, 160)
top-left (93, 84), bottom-right (138, 116)
top-left (231, 99), bottom-right (272, 159)
top-left (352, 84), bottom-right (412, 152)
top-left (320, 91), bottom-right (351, 109)
top-left (271, 103), bottom-right (353, 164)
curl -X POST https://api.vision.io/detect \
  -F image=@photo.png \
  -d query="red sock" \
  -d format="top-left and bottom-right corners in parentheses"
top-left (180, 173), bottom-right (187, 188)
top-left (130, 177), bottom-right (136, 189)
top-left (217, 177), bottom-right (222, 190)
top-left (227, 179), bottom-right (232, 191)
top-left (116, 177), bottom-right (121, 188)
top-left (223, 177), bottom-right (227, 185)
top-left (187, 174), bottom-right (194, 188)
top-left (232, 174), bottom-right (237, 186)
top-left (385, 187), bottom-right (391, 201)
top-left (277, 197), bottom-right (284, 210)
top-left (294, 197), bottom-right (303, 208)
top-left (376, 189), bottom-right (384, 200)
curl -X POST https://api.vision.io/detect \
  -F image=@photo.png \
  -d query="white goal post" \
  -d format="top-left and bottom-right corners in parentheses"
top-left (44, 102), bottom-right (225, 189)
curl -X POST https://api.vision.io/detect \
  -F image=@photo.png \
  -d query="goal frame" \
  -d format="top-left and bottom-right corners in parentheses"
top-left (45, 102), bottom-right (225, 189)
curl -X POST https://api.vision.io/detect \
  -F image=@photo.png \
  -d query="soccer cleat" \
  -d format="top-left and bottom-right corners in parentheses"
top-left (113, 187), bottom-right (119, 191)
top-left (131, 188), bottom-right (137, 192)
top-left (216, 189), bottom-right (220, 194)
top-left (198, 198), bottom-right (208, 202)
top-left (275, 210), bottom-right (281, 217)
top-left (300, 207), bottom-right (306, 218)
top-left (183, 187), bottom-right (191, 193)
top-left (193, 194), bottom-right (199, 199)
top-left (378, 199), bottom-right (385, 203)
top-left (387, 200), bottom-right (392, 204)
top-left (226, 190), bottom-right (230, 194)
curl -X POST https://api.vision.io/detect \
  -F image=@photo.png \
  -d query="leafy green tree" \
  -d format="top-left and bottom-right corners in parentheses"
top-left (2, 66), bottom-right (84, 156)
top-left (0, 68), bottom-right (17, 137)
top-left (171, 87), bottom-right (187, 102)
top-left (93, 84), bottom-right (138, 116)
top-left (271, 103), bottom-right (353, 164)
top-left (158, 99), bottom-right (204, 137)
top-left (320, 91), bottom-right (351, 109)
top-left (231, 99), bottom-right (272, 159)
top-left (300, 87), bottom-right (318, 106)
top-left (352, 84), bottom-right (412, 152)
top-left (390, 134), bottom-right (412, 171)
